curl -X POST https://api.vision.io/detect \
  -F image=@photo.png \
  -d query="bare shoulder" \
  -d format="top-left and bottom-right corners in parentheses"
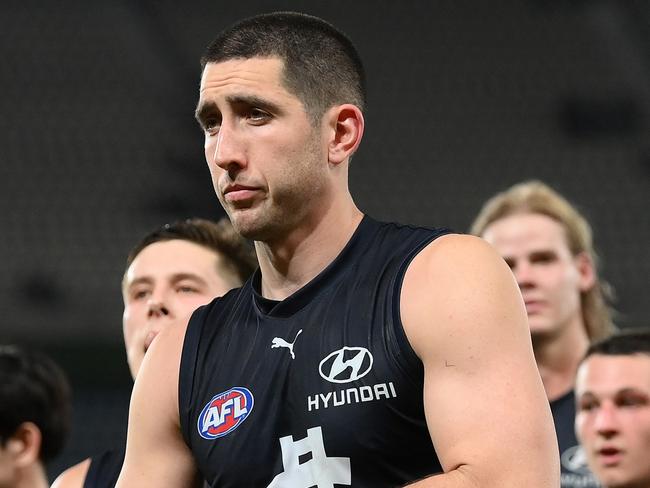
top-left (50, 458), bottom-right (91, 488)
top-left (410, 233), bottom-right (507, 280)
top-left (401, 233), bottom-right (523, 358)
top-left (130, 320), bottom-right (188, 425)
top-left (116, 321), bottom-right (200, 487)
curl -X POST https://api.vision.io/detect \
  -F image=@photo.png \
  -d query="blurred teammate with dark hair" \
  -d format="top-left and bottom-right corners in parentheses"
top-left (472, 180), bottom-right (616, 487)
top-left (576, 329), bottom-right (650, 488)
top-left (52, 218), bottom-right (257, 488)
top-left (0, 345), bottom-right (71, 488)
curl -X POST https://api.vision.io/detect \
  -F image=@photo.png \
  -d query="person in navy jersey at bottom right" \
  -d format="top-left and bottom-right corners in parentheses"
top-left (575, 329), bottom-right (650, 488)
top-left (117, 12), bottom-right (559, 487)
top-left (471, 180), bottom-right (616, 488)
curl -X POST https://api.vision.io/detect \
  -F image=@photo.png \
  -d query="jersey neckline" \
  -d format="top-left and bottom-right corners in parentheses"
top-left (251, 214), bottom-right (378, 318)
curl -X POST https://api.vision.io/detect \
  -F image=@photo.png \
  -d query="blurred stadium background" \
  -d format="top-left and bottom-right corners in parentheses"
top-left (0, 0), bottom-right (648, 479)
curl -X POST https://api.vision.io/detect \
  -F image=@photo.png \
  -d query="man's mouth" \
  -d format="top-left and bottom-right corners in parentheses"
top-left (523, 299), bottom-right (544, 314)
top-left (597, 446), bottom-right (623, 466)
top-left (143, 331), bottom-right (158, 353)
top-left (223, 184), bottom-right (259, 203)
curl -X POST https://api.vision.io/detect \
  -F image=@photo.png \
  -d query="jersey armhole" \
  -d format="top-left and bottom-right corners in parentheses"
top-left (83, 449), bottom-right (123, 488)
top-left (391, 230), bottom-right (453, 383)
top-left (178, 304), bottom-right (208, 449)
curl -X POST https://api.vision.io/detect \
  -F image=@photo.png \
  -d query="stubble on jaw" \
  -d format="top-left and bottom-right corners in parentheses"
top-left (222, 131), bottom-right (327, 243)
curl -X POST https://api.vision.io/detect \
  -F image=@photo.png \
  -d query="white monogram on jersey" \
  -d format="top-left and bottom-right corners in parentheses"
top-left (267, 426), bottom-right (351, 488)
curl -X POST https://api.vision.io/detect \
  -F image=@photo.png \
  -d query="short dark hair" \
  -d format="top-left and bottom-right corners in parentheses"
top-left (125, 217), bottom-right (257, 286)
top-left (201, 11), bottom-right (366, 122)
top-left (0, 345), bottom-right (71, 462)
top-left (584, 328), bottom-right (650, 359)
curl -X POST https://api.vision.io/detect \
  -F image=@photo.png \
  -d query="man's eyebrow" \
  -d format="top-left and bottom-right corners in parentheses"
top-left (576, 390), bottom-right (596, 400)
top-left (123, 273), bottom-right (209, 293)
top-left (170, 272), bottom-right (209, 286)
top-left (195, 101), bottom-right (219, 126)
top-left (529, 250), bottom-right (558, 260)
top-left (195, 95), bottom-right (282, 124)
top-left (616, 387), bottom-right (650, 397)
top-left (225, 94), bottom-right (282, 114)
top-left (123, 276), bottom-right (153, 294)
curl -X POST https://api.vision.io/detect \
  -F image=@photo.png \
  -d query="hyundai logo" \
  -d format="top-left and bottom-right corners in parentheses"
top-left (319, 347), bottom-right (373, 383)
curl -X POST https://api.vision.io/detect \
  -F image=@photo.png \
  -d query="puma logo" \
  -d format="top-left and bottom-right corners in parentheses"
top-left (271, 329), bottom-right (303, 359)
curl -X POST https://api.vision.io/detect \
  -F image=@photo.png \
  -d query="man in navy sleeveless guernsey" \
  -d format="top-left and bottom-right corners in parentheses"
top-left (116, 12), bottom-right (559, 487)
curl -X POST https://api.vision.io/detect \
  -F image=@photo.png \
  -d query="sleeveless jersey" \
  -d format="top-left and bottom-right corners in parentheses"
top-left (83, 449), bottom-right (123, 488)
top-left (552, 390), bottom-right (601, 488)
top-left (179, 216), bottom-right (449, 487)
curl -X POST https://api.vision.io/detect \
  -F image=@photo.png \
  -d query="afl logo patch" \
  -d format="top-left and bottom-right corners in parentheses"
top-left (319, 346), bottom-right (373, 383)
top-left (197, 387), bottom-right (254, 440)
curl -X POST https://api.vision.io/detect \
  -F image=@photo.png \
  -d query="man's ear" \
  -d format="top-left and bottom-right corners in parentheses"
top-left (326, 104), bottom-right (364, 165)
top-left (575, 252), bottom-right (596, 292)
top-left (6, 422), bottom-right (42, 468)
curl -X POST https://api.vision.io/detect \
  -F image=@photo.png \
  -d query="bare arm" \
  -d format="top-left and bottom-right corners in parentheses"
top-left (50, 458), bottom-right (90, 488)
top-left (115, 323), bottom-right (202, 488)
top-left (401, 234), bottom-right (559, 487)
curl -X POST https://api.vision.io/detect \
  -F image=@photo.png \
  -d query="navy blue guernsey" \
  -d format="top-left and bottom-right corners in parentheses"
top-left (83, 449), bottom-right (123, 488)
top-left (179, 216), bottom-right (449, 487)
top-left (552, 391), bottom-right (601, 487)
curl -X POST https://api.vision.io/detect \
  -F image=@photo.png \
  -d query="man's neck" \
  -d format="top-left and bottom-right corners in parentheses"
top-left (533, 319), bottom-right (590, 402)
top-left (255, 200), bottom-right (363, 301)
top-left (15, 464), bottom-right (49, 488)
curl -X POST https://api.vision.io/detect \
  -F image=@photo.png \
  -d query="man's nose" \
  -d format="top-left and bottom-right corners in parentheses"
top-left (594, 404), bottom-right (620, 438)
top-left (513, 261), bottom-right (535, 289)
top-left (147, 297), bottom-right (170, 318)
top-left (210, 121), bottom-right (246, 172)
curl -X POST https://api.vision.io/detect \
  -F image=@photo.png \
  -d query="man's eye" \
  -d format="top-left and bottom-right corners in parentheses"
top-left (530, 253), bottom-right (555, 265)
top-left (618, 395), bottom-right (647, 408)
top-left (177, 286), bottom-right (198, 294)
top-left (249, 108), bottom-right (270, 122)
top-left (204, 120), bottom-right (220, 134)
top-left (132, 290), bottom-right (149, 300)
top-left (579, 400), bottom-right (598, 412)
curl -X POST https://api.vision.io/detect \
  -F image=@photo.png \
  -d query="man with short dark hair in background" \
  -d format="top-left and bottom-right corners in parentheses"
top-left (0, 345), bottom-right (71, 488)
top-left (575, 329), bottom-right (650, 488)
top-left (52, 218), bottom-right (257, 488)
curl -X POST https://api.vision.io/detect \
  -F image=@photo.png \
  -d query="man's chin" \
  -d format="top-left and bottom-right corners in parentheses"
top-left (231, 221), bottom-right (265, 241)
top-left (229, 211), bottom-right (283, 242)
top-left (227, 209), bottom-right (258, 236)
top-left (127, 357), bottom-right (141, 380)
top-left (528, 320), bottom-right (548, 335)
top-left (597, 470), bottom-right (635, 488)
top-left (529, 322), bottom-right (559, 344)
